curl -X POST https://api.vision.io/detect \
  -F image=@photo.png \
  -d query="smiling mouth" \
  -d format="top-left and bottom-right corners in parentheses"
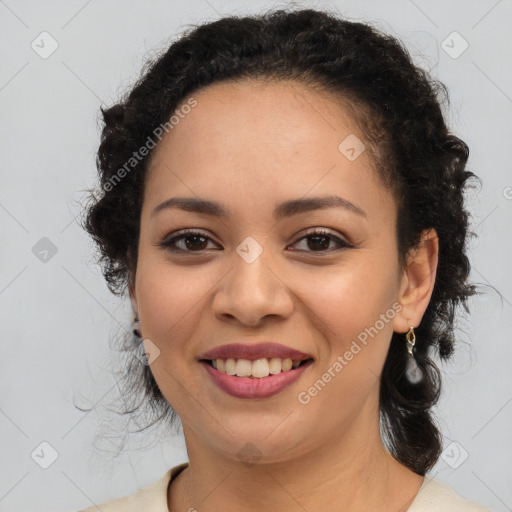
top-left (200, 357), bottom-right (314, 379)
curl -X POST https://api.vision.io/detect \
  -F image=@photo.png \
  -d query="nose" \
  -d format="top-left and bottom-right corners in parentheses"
top-left (211, 244), bottom-right (294, 327)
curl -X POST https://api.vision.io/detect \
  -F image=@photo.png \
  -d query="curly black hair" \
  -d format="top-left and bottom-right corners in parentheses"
top-left (81, 7), bottom-right (477, 475)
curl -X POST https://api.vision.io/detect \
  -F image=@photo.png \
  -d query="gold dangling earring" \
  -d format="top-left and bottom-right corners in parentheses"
top-left (405, 326), bottom-right (424, 384)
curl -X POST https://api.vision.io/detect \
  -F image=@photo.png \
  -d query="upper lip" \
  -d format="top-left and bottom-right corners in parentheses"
top-left (198, 342), bottom-right (314, 361)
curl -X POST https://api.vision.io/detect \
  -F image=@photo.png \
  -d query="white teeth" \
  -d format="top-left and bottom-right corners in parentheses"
top-left (281, 358), bottom-right (293, 371)
top-left (268, 357), bottom-right (282, 374)
top-left (225, 358), bottom-right (236, 375)
top-left (235, 359), bottom-right (252, 377)
top-left (211, 357), bottom-right (307, 378)
top-left (251, 358), bottom-right (270, 378)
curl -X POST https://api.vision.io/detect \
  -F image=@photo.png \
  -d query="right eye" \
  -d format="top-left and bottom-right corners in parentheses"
top-left (158, 229), bottom-right (221, 253)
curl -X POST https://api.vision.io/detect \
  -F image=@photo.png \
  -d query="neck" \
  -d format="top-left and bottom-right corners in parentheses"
top-left (169, 403), bottom-right (423, 512)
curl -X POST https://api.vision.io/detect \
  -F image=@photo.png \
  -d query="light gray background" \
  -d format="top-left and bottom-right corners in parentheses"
top-left (1, 0), bottom-right (511, 511)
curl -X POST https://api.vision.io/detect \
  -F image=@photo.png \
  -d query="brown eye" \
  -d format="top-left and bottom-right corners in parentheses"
top-left (158, 227), bottom-right (353, 255)
top-left (181, 234), bottom-right (209, 251)
top-left (290, 228), bottom-right (353, 253)
top-left (158, 229), bottom-right (219, 253)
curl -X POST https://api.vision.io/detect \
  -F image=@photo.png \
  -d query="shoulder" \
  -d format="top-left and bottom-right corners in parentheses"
top-left (408, 474), bottom-right (493, 512)
top-left (77, 462), bottom-right (189, 512)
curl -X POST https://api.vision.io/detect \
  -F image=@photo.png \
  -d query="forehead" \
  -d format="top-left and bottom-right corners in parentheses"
top-left (150, 78), bottom-right (366, 165)
top-left (144, 79), bottom-right (393, 223)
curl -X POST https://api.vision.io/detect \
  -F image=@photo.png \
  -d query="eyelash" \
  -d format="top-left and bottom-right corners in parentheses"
top-left (157, 227), bottom-right (353, 255)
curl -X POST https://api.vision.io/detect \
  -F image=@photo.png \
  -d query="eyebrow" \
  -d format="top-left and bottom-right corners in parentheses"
top-left (150, 195), bottom-right (366, 221)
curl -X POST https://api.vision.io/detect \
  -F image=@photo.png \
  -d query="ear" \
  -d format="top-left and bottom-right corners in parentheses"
top-left (128, 274), bottom-right (138, 317)
top-left (126, 247), bottom-right (139, 317)
top-left (393, 228), bottom-right (439, 333)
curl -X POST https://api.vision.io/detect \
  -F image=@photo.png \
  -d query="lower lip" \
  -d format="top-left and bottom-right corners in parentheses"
top-left (201, 360), bottom-right (314, 399)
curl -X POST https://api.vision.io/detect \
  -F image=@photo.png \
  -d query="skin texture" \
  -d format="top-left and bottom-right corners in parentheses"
top-left (130, 79), bottom-right (439, 512)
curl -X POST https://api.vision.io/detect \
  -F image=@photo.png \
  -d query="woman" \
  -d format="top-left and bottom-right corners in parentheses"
top-left (79, 8), bottom-right (491, 512)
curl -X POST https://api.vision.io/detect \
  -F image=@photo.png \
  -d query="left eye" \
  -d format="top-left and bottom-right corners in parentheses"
top-left (291, 228), bottom-right (352, 253)
top-left (158, 228), bottom-right (352, 254)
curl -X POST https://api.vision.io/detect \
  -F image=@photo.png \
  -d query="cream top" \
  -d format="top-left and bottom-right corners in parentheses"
top-left (78, 462), bottom-right (492, 511)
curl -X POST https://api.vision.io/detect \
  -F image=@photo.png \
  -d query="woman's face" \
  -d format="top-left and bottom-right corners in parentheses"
top-left (132, 79), bottom-right (411, 462)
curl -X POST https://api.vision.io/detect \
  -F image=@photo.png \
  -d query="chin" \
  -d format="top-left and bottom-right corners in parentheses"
top-left (199, 417), bottom-right (315, 464)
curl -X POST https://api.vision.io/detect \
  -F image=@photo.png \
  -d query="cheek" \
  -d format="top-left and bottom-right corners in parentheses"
top-left (295, 259), bottom-right (399, 421)
top-left (135, 255), bottom-right (214, 352)
top-left (134, 257), bottom-right (215, 417)
top-left (301, 253), bottom-right (401, 397)
top-left (300, 254), bottom-right (399, 339)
